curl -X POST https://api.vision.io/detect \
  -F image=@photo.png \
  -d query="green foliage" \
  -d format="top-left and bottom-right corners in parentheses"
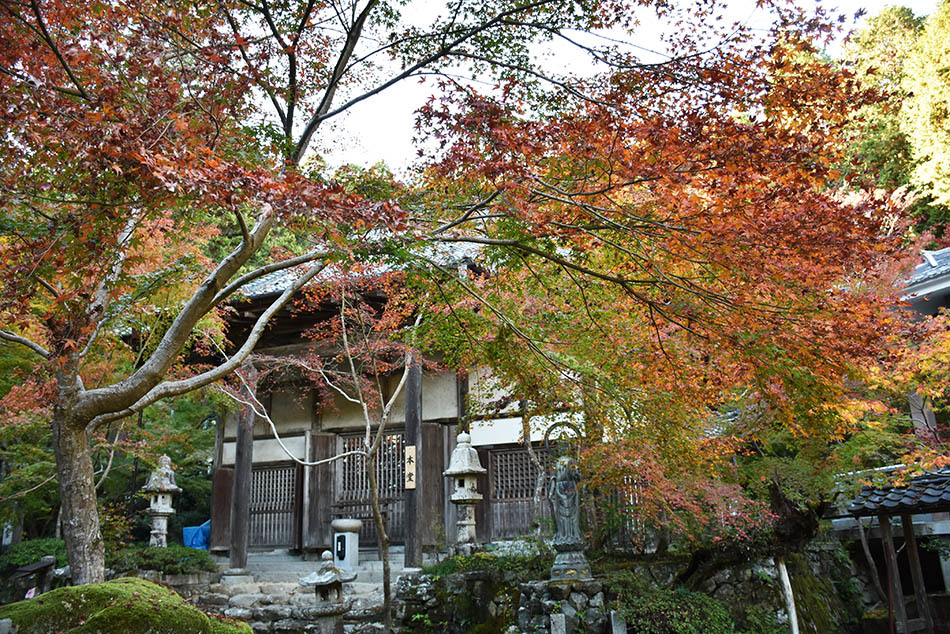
top-left (0, 577), bottom-right (249, 634)
top-left (902, 0), bottom-right (950, 209)
top-left (737, 606), bottom-right (786, 634)
top-left (920, 536), bottom-right (950, 559)
top-left (840, 4), bottom-right (950, 239)
top-left (421, 550), bottom-right (553, 583)
top-left (110, 544), bottom-right (218, 576)
top-left (620, 587), bottom-right (735, 634)
top-left (0, 538), bottom-right (67, 570)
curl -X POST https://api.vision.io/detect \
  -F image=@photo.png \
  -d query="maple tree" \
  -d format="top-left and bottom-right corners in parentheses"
top-left (0, 0), bottom-right (917, 589)
top-left (409, 34), bottom-right (913, 550)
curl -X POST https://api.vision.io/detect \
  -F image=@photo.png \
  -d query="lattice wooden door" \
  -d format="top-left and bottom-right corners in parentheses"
top-left (333, 431), bottom-right (405, 545)
top-left (488, 447), bottom-right (551, 539)
top-left (249, 463), bottom-right (301, 548)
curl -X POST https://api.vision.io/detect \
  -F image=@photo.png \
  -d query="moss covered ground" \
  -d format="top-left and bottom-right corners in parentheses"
top-left (0, 577), bottom-right (250, 634)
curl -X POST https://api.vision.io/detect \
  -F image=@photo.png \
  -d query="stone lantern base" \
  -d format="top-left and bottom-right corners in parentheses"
top-left (148, 511), bottom-right (174, 548)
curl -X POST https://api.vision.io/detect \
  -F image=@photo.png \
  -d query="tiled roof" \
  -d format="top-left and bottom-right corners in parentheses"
top-left (241, 269), bottom-right (300, 298)
top-left (908, 248), bottom-right (950, 287)
top-left (846, 468), bottom-right (950, 517)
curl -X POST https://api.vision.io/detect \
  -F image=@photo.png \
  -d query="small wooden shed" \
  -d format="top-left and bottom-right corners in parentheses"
top-left (847, 468), bottom-right (950, 634)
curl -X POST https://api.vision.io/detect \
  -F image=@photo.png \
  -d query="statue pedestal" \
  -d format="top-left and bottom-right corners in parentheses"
top-left (550, 542), bottom-right (591, 581)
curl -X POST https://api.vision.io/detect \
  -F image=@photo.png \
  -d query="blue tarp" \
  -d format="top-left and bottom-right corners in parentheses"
top-left (182, 520), bottom-right (210, 550)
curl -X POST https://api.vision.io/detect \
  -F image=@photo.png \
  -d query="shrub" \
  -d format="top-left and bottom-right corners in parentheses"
top-left (110, 543), bottom-right (218, 576)
top-left (0, 577), bottom-right (249, 633)
top-left (622, 587), bottom-right (736, 634)
top-left (0, 538), bottom-right (67, 570)
top-left (738, 606), bottom-right (786, 634)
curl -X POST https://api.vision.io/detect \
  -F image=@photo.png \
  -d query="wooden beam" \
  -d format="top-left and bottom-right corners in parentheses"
top-left (880, 514), bottom-right (909, 634)
top-left (404, 360), bottom-right (422, 567)
top-left (901, 514), bottom-right (935, 634)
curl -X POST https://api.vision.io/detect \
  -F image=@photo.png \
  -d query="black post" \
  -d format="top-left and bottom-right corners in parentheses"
top-left (229, 403), bottom-right (254, 572)
top-left (404, 359), bottom-right (423, 567)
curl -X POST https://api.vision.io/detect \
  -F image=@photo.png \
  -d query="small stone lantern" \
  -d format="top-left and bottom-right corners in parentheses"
top-left (443, 432), bottom-right (486, 552)
top-left (141, 455), bottom-right (182, 548)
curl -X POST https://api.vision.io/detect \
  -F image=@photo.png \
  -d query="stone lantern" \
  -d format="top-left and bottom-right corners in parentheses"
top-left (141, 455), bottom-right (182, 548)
top-left (443, 432), bottom-right (486, 553)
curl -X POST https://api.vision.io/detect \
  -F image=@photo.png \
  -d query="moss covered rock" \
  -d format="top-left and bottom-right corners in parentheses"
top-left (0, 577), bottom-right (250, 634)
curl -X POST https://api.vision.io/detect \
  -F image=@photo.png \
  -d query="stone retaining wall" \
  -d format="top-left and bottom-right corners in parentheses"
top-left (517, 579), bottom-right (609, 633)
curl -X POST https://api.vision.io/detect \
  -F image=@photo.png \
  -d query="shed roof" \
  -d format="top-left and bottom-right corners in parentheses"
top-left (908, 248), bottom-right (950, 287)
top-left (846, 468), bottom-right (950, 517)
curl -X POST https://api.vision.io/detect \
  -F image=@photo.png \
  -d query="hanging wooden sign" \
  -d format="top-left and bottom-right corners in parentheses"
top-left (404, 445), bottom-right (417, 489)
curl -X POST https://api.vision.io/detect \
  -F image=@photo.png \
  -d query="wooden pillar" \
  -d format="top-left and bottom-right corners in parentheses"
top-left (404, 359), bottom-right (423, 567)
top-left (901, 514), bottom-right (935, 634)
top-left (212, 413), bottom-right (225, 472)
top-left (475, 447), bottom-right (491, 542)
top-left (306, 433), bottom-right (335, 551)
top-left (880, 514), bottom-right (909, 633)
top-left (229, 404), bottom-right (254, 571)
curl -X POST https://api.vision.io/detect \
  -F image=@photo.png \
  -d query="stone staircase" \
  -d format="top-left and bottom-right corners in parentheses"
top-left (198, 548), bottom-right (422, 633)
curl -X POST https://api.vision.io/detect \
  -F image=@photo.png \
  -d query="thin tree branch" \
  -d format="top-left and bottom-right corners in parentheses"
top-left (28, 0), bottom-right (91, 100)
top-left (0, 330), bottom-right (50, 358)
top-left (86, 258), bottom-right (327, 429)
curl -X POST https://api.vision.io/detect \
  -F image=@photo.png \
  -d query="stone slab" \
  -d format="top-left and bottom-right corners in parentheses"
top-left (551, 612), bottom-right (568, 634)
top-left (221, 574), bottom-right (256, 587)
top-left (610, 609), bottom-right (627, 634)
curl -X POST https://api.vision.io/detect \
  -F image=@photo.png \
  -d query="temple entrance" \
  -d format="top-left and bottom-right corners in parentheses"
top-left (248, 463), bottom-right (302, 549)
top-left (333, 430), bottom-right (406, 545)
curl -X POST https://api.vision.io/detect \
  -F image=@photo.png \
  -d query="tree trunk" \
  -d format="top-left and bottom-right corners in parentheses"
top-left (777, 556), bottom-right (800, 634)
top-left (52, 413), bottom-right (104, 585)
top-left (857, 517), bottom-right (887, 603)
top-left (366, 450), bottom-right (392, 632)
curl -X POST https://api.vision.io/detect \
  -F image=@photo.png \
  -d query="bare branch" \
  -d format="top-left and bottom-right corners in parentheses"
top-left (0, 473), bottom-right (57, 503)
top-left (94, 422), bottom-right (124, 490)
top-left (28, 0), bottom-right (91, 100)
top-left (214, 370), bottom-right (364, 467)
top-left (293, 0), bottom-right (378, 163)
top-left (87, 258), bottom-right (327, 429)
top-left (210, 250), bottom-right (326, 307)
top-left (0, 329), bottom-right (50, 358)
top-left (80, 210), bottom-right (144, 358)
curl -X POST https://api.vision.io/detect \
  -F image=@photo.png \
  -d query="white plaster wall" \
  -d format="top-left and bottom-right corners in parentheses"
top-left (469, 412), bottom-right (583, 446)
top-left (271, 389), bottom-right (313, 433)
top-left (222, 436), bottom-right (307, 465)
top-left (387, 371), bottom-right (459, 423)
top-left (318, 370), bottom-right (459, 431)
top-left (223, 389), bottom-right (313, 438)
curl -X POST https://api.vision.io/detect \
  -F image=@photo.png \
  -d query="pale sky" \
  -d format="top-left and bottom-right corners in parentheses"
top-left (320, 0), bottom-right (939, 172)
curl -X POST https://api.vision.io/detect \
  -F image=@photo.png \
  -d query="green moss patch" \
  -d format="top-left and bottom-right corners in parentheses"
top-left (0, 577), bottom-right (250, 634)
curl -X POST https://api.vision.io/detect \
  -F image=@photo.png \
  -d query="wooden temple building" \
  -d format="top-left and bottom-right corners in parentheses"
top-left (842, 469), bottom-right (950, 634)
top-left (208, 270), bottom-right (559, 568)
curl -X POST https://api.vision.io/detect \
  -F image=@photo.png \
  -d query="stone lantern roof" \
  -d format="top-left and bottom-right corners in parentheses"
top-left (443, 432), bottom-right (487, 477)
top-left (141, 455), bottom-right (182, 494)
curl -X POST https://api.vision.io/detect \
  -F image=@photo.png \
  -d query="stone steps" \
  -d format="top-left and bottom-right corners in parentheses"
top-left (236, 550), bottom-right (410, 584)
top-left (195, 578), bottom-right (386, 634)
